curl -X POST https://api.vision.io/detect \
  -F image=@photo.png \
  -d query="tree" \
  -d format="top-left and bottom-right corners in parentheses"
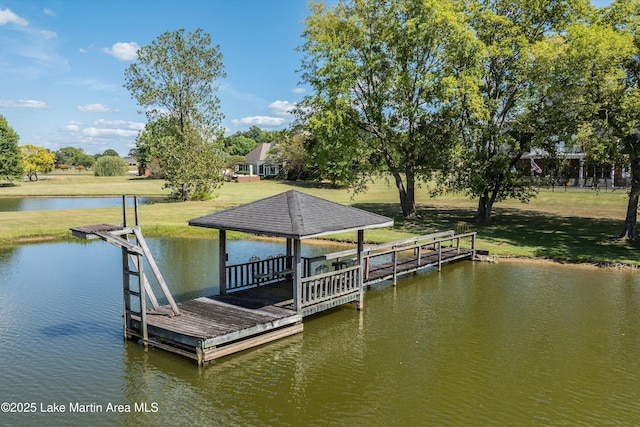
top-left (562, 1), bottom-right (640, 240)
top-left (299, 0), bottom-right (481, 218)
top-left (0, 115), bottom-right (23, 183)
top-left (124, 28), bottom-right (226, 201)
top-left (267, 131), bottom-right (308, 180)
top-left (94, 155), bottom-right (128, 176)
top-left (447, 0), bottom-right (588, 223)
top-left (21, 144), bottom-right (55, 181)
top-left (224, 133), bottom-right (258, 156)
top-left (54, 146), bottom-right (94, 169)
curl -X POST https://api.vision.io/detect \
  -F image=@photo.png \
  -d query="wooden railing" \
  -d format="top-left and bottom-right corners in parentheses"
top-left (365, 231), bottom-right (476, 279)
top-left (225, 255), bottom-right (315, 292)
top-left (225, 255), bottom-right (292, 292)
top-left (300, 265), bottom-right (360, 308)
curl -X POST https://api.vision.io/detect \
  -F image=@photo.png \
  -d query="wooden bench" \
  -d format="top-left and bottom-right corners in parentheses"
top-left (254, 269), bottom-right (294, 281)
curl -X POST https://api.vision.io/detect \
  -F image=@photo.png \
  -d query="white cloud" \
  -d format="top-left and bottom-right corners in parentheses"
top-left (63, 120), bottom-right (82, 132)
top-left (39, 30), bottom-right (57, 40)
top-left (291, 88), bottom-right (305, 94)
top-left (0, 99), bottom-right (49, 109)
top-left (77, 103), bottom-right (114, 113)
top-left (103, 42), bottom-right (140, 61)
top-left (93, 119), bottom-right (144, 131)
top-left (62, 119), bottom-right (144, 138)
top-left (83, 127), bottom-right (139, 138)
top-left (44, 8), bottom-right (56, 17)
top-left (268, 100), bottom-right (296, 116)
top-left (79, 48), bottom-right (87, 54)
top-left (231, 116), bottom-right (286, 127)
top-left (0, 8), bottom-right (28, 26)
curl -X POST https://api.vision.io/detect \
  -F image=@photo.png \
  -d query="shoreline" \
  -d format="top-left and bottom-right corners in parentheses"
top-left (5, 232), bottom-right (639, 271)
top-left (477, 254), bottom-right (640, 270)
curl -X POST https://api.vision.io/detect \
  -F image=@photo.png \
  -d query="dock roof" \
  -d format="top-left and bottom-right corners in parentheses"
top-left (188, 190), bottom-right (394, 239)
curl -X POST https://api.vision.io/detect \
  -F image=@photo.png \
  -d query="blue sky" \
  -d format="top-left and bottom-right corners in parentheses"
top-left (0, 0), bottom-right (312, 156)
top-left (0, 0), bottom-right (613, 157)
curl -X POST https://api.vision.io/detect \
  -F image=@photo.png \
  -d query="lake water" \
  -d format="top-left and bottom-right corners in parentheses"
top-left (1, 238), bottom-right (639, 425)
top-left (0, 197), bottom-right (162, 212)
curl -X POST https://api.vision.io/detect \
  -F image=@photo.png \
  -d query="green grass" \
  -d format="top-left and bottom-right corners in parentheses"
top-left (1, 175), bottom-right (638, 266)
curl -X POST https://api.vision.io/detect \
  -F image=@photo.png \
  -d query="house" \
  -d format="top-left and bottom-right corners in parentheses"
top-left (244, 142), bottom-right (280, 177)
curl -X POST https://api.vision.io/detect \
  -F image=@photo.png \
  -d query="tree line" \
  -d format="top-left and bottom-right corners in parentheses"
top-left (0, 119), bottom-right (130, 181)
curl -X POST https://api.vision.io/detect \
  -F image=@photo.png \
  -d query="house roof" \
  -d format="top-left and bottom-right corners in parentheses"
top-left (188, 190), bottom-right (394, 239)
top-left (245, 142), bottom-right (276, 164)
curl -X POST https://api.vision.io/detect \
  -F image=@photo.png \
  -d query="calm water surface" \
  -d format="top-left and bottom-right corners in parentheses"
top-left (0, 197), bottom-right (162, 212)
top-left (1, 238), bottom-right (639, 426)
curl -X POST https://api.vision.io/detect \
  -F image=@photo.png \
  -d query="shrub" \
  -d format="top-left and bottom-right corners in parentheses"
top-left (94, 156), bottom-right (128, 176)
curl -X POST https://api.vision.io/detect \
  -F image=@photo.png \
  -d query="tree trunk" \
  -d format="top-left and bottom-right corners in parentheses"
top-left (181, 183), bottom-right (189, 201)
top-left (399, 185), bottom-right (416, 219)
top-left (618, 157), bottom-right (640, 241)
top-left (474, 191), bottom-right (493, 223)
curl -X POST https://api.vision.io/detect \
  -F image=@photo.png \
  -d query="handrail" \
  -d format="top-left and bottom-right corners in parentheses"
top-left (319, 230), bottom-right (456, 261)
top-left (300, 265), bottom-right (360, 308)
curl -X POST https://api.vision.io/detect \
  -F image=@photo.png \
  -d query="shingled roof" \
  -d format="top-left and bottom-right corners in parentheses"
top-left (188, 190), bottom-right (394, 239)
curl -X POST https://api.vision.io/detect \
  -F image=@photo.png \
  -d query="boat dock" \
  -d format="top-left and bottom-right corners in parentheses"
top-left (71, 192), bottom-right (477, 364)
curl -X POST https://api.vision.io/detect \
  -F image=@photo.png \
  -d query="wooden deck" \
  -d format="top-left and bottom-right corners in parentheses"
top-left (136, 293), bottom-right (302, 364)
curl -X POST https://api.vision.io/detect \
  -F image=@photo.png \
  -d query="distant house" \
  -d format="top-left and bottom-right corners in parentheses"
top-left (244, 142), bottom-right (280, 177)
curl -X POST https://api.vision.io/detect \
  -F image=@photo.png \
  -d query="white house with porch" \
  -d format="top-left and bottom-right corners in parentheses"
top-left (244, 141), bottom-right (280, 177)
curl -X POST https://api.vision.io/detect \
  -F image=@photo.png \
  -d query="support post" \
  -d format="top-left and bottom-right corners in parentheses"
top-left (293, 239), bottom-right (302, 311)
top-left (138, 251), bottom-right (148, 346)
top-left (438, 241), bottom-right (442, 271)
top-left (472, 233), bottom-right (476, 258)
top-left (134, 196), bottom-right (139, 226)
top-left (286, 238), bottom-right (293, 271)
top-left (122, 195), bottom-right (128, 226)
top-left (357, 230), bottom-right (364, 310)
top-left (122, 247), bottom-right (131, 339)
top-left (219, 230), bottom-right (227, 295)
top-left (392, 246), bottom-right (397, 286)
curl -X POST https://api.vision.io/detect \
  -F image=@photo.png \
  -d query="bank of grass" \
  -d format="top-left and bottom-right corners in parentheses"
top-left (1, 175), bottom-right (638, 266)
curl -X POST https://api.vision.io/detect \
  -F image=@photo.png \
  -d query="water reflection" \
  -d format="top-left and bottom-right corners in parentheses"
top-left (0, 239), bottom-right (639, 425)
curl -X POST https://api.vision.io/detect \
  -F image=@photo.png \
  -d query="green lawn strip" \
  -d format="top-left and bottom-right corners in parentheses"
top-left (1, 178), bottom-right (637, 266)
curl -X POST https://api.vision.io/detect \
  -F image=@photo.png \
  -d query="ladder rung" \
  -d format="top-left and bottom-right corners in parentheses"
top-left (124, 269), bottom-right (140, 276)
top-left (125, 290), bottom-right (140, 297)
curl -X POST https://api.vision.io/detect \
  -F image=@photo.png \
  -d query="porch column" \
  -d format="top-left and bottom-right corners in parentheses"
top-left (357, 230), bottom-right (364, 310)
top-left (293, 238), bottom-right (302, 311)
top-left (578, 159), bottom-right (585, 187)
top-left (219, 229), bottom-right (227, 295)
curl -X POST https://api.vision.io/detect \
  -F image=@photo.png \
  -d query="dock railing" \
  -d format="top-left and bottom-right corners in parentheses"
top-left (300, 265), bottom-right (360, 309)
top-left (225, 255), bottom-right (317, 292)
top-left (365, 231), bottom-right (476, 279)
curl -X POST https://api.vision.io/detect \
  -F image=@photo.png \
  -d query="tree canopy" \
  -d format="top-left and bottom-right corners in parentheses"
top-left (124, 28), bottom-right (226, 201)
top-left (0, 115), bottom-right (24, 183)
top-left (299, 0), bottom-right (482, 218)
top-left (21, 144), bottom-right (55, 181)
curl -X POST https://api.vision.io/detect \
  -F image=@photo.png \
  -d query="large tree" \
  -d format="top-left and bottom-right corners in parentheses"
top-left (21, 144), bottom-right (55, 181)
top-left (0, 115), bottom-right (23, 183)
top-left (571, 0), bottom-right (640, 240)
top-left (299, 0), bottom-right (481, 218)
top-left (124, 28), bottom-right (226, 201)
top-left (448, 0), bottom-right (588, 223)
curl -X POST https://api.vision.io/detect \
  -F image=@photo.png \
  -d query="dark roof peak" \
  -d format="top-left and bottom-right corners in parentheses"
top-left (188, 190), bottom-right (393, 239)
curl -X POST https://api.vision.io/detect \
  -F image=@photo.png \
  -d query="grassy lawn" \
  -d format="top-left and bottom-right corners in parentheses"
top-left (1, 175), bottom-right (638, 266)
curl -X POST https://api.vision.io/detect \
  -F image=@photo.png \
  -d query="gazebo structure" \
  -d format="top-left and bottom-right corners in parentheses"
top-left (70, 192), bottom-right (477, 364)
top-left (188, 190), bottom-right (394, 315)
